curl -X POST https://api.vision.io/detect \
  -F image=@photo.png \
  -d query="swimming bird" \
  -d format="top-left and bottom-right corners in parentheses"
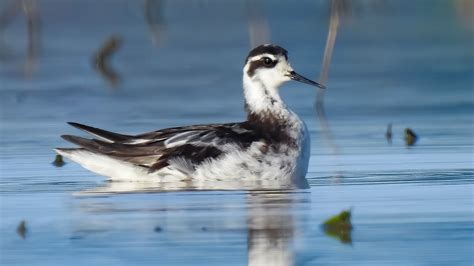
top-left (56, 44), bottom-right (325, 188)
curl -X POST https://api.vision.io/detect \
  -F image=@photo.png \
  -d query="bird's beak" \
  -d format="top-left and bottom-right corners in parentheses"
top-left (287, 71), bottom-right (326, 89)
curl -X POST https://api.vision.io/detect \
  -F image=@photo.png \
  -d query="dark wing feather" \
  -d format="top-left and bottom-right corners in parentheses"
top-left (147, 144), bottom-right (223, 173)
top-left (68, 122), bottom-right (134, 143)
top-left (61, 135), bottom-right (164, 156)
top-left (133, 123), bottom-right (244, 142)
top-left (62, 122), bottom-right (264, 174)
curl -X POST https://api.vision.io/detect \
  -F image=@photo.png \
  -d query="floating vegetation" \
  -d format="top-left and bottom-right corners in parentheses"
top-left (404, 128), bottom-right (418, 146)
top-left (385, 123), bottom-right (393, 144)
top-left (92, 35), bottom-right (122, 88)
top-left (16, 220), bottom-right (27, 239)
top-left (322, 209), bottom-right (352, 244)
top-left (52, 154), bottom-right (65, 167)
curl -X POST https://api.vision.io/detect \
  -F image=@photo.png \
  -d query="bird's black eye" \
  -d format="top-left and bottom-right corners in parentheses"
top-left (262, 57), bottom-right (273, 65)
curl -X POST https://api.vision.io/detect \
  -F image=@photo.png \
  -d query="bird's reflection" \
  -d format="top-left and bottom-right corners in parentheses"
top-left (76, 178), bottom-right (308, 195)
top-left (71, 184), bottom-right (307, 266)
top-left (246, 192), bottom-right (300, 266)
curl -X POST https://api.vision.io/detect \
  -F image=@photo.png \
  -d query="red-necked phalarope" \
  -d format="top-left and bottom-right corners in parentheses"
top-left (56, 44), bottom-right (325, 188)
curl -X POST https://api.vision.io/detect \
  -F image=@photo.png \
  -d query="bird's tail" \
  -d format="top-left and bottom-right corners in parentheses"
top-left (54, 148), bottom-right (148, 181)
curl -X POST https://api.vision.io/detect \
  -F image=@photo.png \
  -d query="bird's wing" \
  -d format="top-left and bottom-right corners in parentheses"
top-left (67, 122), bottom-right (134, 143)
top-left (62, 122), bottom-right (263, 174)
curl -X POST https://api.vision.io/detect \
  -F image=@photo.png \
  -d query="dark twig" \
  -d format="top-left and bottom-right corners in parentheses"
top-left (316, 0), bottom-right (344, 154)
top-left (92, 35), bottom-right (122, 88)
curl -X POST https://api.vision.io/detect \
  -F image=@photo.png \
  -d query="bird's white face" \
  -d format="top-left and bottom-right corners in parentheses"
top-left (242, 44), bottom-right (325, 114)
top-left (243, 45), bottom-right (325, 90)
top-left (244, 53), bottom-right (294, 89)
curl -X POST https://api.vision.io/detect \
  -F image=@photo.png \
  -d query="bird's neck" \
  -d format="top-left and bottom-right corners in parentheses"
top-left (243, 75), bottom-right (296, 127)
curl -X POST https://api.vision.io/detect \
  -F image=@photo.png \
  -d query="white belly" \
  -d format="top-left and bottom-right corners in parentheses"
top-left (192, 122), bottom-right (310, 188)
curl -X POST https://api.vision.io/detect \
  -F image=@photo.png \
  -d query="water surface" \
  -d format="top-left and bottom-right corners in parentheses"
top-left (1, 1), bottom-right (473, 265)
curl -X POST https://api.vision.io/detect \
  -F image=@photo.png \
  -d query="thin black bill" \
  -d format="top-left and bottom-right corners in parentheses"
top-left (288, 71), bottom-right (326, 89)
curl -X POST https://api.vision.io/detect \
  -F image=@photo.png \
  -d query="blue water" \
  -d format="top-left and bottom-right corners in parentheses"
top-left (1, 0), bottom-right (473, 265)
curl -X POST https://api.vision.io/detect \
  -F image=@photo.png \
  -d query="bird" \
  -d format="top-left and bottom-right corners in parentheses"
top-left (55, 44), bottom-right (325, 188)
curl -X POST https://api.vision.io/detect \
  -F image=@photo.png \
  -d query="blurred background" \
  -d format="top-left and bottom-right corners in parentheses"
top-left (0, 0), bottom-right (473, 265)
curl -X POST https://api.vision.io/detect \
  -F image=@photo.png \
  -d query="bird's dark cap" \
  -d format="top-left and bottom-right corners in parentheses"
top-left (246, 44), bottom-right (288, 63)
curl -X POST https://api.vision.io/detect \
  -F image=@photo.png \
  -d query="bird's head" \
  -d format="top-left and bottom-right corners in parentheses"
top-left (243, 44), bottom-right (325, 90)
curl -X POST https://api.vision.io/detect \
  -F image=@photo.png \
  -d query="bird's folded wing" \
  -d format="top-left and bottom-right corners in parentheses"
top-left (62, 122), bottom-right (262, 173)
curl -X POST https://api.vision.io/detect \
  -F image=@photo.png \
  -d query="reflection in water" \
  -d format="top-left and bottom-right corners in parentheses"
top-left (76, 176), bottom-right (308, 195)
top-left (247, 192), bottom-right (298, 266)
top-left (72, 189), bottom-right (306, 266)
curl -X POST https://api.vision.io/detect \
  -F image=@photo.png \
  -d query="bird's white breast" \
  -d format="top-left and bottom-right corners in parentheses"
top-left (191, 113), bottom-right (310, 187)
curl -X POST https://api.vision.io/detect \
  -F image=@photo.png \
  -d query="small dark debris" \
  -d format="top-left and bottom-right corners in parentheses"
top-left (385, 123), bottom-right (392, 144)
top-left (322, 209), bottom-right (352, 244)
top-left (16, 220), bottom-right (27, 239)
top-left (404, 128), bottom-right (418, 146)
top-left (52, 154), bottom-right (65, 167)
top-left (201, 227), bottom-right (208, 232)
top-left (154, 226), bottom-right (163, 232)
